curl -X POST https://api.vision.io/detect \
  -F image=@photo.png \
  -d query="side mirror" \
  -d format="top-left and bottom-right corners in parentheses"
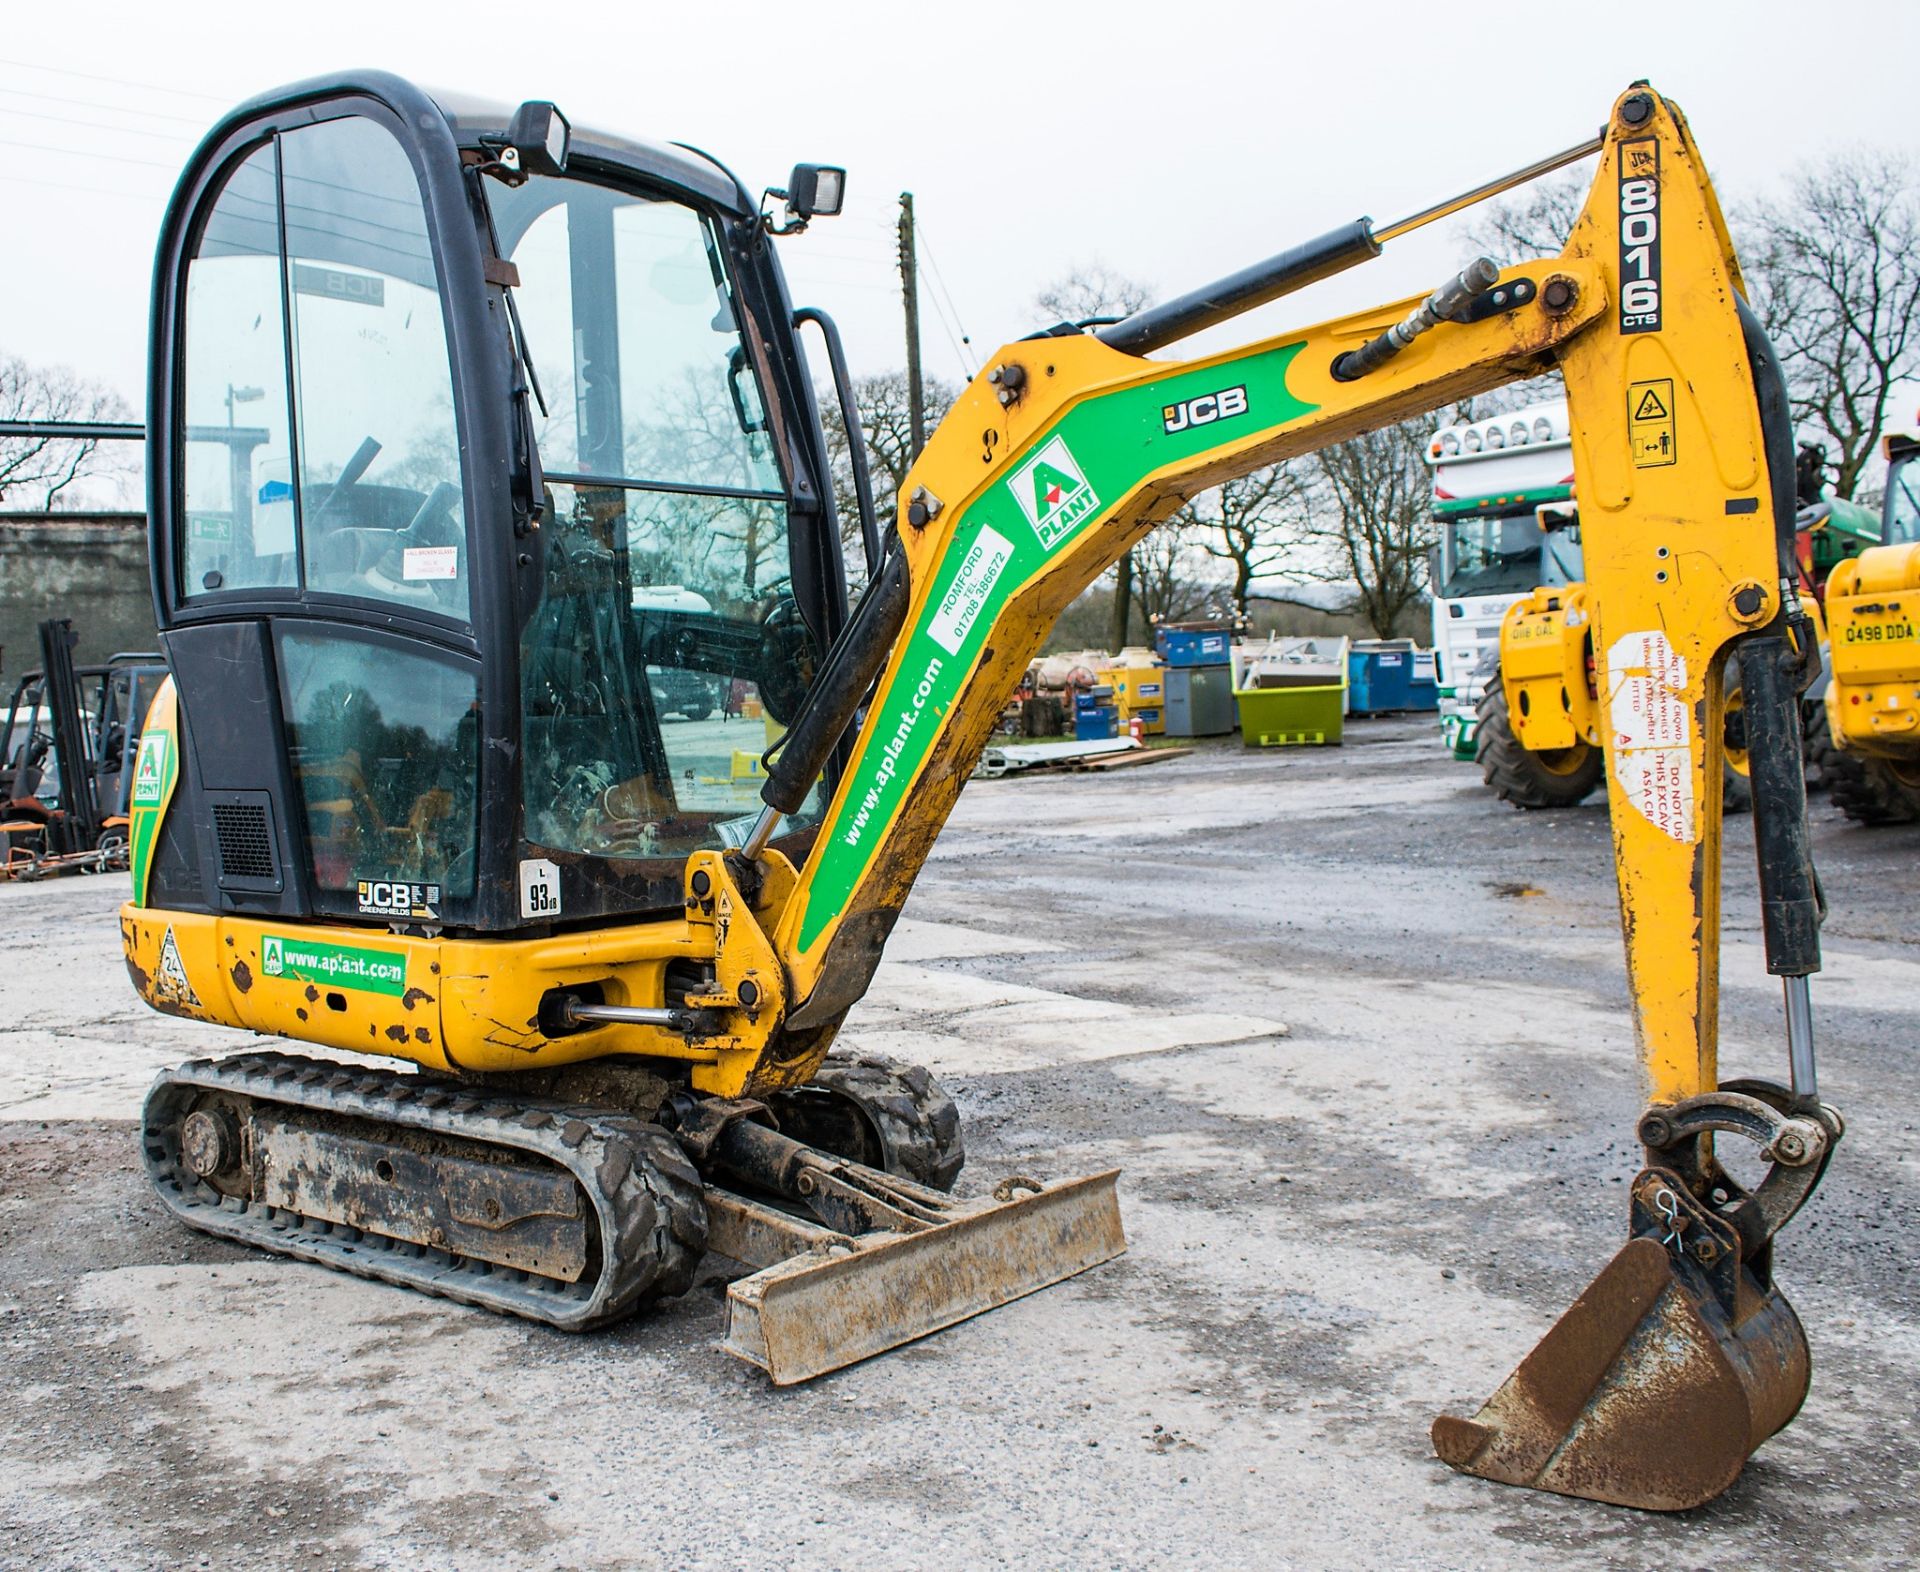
top-left (505, 101), bottom-right (570, 177)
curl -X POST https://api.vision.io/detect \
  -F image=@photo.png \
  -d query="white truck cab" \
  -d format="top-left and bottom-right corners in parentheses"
top-left (1425, 398), bottom-right (1581, 757)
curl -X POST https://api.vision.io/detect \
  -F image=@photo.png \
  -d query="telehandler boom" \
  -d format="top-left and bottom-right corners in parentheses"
top-left (124, 75), bottom-right (1836, 1510)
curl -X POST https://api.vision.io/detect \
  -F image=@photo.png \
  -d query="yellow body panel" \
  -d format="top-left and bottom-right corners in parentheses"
top-left (1500, 584), bottom-right (1598, 754)
top-left (121, 847), bottom-right (800, 1096)
top-left (1825, 544), bottom-right (1920, 757)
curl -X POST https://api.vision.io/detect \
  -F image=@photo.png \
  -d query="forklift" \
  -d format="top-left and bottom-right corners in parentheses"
top-left (1, 620), bottom-right (166, 878)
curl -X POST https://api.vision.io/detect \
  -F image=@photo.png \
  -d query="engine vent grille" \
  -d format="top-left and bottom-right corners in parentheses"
top-left (208, 793), bottom-right (280, 890)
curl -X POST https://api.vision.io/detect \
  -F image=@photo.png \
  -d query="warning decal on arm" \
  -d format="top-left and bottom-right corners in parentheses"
top-left (1628, 379), bottom-right (1676, 468)
top-left (1606, 629), bottom-right (1695, 843)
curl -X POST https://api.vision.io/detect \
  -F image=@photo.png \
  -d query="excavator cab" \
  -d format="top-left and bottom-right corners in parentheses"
top-left (129, 71), bottom-right (1122, 1381)
top-left (143, 74), bottom-right (846, 935)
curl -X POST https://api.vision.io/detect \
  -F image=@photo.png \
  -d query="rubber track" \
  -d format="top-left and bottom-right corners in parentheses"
top-left (809, 1052), bottom-right (965, 1192)
top-left (142, 1052), bottom-right (706, 1330)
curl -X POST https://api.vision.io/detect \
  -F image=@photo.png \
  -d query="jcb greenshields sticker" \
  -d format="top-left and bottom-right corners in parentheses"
top-left (260, 933), bottom-right (406, 997)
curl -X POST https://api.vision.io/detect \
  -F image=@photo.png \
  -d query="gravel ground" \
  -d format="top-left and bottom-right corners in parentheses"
top-left (2, 715), bottom-right (1915, 1570)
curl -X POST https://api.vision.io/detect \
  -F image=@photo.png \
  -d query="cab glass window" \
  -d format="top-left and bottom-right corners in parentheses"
top-left (282, 117), bottom-right (467, 618)
top-left (277, 628), bottom-right (480, 920)
top-left (1888, 460), bottom-right (1920, 545)
top-left (180, 143), bottom-right (298, 596)
top-left (488, 176), bottom-right (825, 912)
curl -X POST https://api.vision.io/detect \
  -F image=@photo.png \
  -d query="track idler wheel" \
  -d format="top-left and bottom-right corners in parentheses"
top-left (764, 1052), bottom-right (964, 1192)
top-left (1433, 1082), bottom-right (1841, 1510)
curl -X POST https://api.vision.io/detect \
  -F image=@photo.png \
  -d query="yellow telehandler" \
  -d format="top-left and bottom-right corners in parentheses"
top-left (1823, 430), bottom-right (1920, 819)
top-left (122, 75), bottom-right (1837, 1511)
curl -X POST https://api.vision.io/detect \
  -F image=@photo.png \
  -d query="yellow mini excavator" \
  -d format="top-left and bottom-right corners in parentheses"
top-left (124, 75), bottom-right (1839, 1510)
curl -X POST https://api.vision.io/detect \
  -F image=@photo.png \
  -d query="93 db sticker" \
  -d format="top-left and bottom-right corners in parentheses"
top-left (519, 858), bottom-right (561, 919)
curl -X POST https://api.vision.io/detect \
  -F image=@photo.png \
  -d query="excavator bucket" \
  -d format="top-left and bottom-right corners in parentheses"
top-left (706, 1171), bottom-right (1125, 1384)
top-left (1433, 1239), bottom-right (1809, 1510)
top-left (1433, 1119), bottom-right (1832, 1512)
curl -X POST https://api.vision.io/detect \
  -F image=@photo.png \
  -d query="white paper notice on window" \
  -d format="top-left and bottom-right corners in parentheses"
top-left (403, 545), bottom-right (459, 581)
top-left (1606, 629), bottom-right (1694, 843)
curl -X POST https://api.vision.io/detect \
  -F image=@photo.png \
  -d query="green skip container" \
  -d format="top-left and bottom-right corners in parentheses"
top-left (1233, 636), bottom-right (1349, 747)
top-left (1234, 681), bottom-right (1345, 746)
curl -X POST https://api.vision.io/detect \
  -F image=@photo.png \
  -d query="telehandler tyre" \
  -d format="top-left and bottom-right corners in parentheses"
top-left (1801, 701), bottom-right (1841, 795)
top-left (1476, 670), bottom-right (1604, 809)
top-left (1827, 751), bottom-right (1920, 825)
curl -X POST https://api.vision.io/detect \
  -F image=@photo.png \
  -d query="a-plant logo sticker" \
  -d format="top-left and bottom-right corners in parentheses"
top-left (1009, 435), bottom-right (1099, 550)
top-left (131, 732), bottom-right (169, 807)
top-left (262, 935), bottom-right (285, 977)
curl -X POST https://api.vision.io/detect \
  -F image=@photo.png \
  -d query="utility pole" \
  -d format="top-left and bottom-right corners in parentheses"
top-left (898, 191), bottom-right (926, 460)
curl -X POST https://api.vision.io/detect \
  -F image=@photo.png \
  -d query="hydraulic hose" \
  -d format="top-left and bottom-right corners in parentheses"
top-left (758, 536), bottom-right (911, 818)
top-left (1736, 297), bottom-right (1823, 1098)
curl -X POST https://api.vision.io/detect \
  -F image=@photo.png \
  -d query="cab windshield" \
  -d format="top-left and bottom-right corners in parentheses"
top-left (1436, 513), bottom-right (1571, 599)
top-left (486, 174), bottom-right (825, 908)
top-left (1887, 458), bottom-right (1920, 545)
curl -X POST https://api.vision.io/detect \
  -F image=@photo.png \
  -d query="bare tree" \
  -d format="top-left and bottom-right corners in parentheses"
top-left (0, 354), bottom-right (134, 510)
top-left (1130, 514), bottom-right (1225, 633)
top-left (1032, 264), bottom-right (1154, 650)
top-left (1459, 171), bottom-right (1589, 265)
top-left (821, 370), bottom-right (958, 584)
top-left (1181, 465), bottom-right (1313, 618)
top-left (1034, 262), bottom-right (1151, 328)
top-left (1302, 421), bottom-right (1436, 638)
top-left (1742, 150), bottom-right (1920, 499)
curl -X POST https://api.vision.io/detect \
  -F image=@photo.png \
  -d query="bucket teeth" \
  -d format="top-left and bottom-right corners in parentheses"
top-left (1433, 1236), bottom-right (1811, 1511)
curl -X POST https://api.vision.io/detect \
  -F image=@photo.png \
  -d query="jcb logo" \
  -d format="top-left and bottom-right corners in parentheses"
top-left (1162, 385), bottom-right (1249, 435)
top-left (356, 880), bottom-right (441, 919)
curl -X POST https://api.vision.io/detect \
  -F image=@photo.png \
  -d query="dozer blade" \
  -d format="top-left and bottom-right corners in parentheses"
top-left (1432, 1236), bottom-right (1811, 1511)
top-left (711, 1170), bottom-right (1125, 1384)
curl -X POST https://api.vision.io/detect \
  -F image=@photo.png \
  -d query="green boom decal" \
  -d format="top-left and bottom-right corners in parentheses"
top-left (797, 343), bottom-right (1318, 948)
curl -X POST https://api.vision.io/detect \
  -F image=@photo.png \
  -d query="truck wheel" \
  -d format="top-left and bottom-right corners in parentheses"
top-left (1801, 702), bottom-right (1841, 795)
top-left (683, 700), bottom-right (713, 722)
top-left (1476, 670), bottom-right (1603, 809)
top-left (1828, 752), bottom-right (1920, 825)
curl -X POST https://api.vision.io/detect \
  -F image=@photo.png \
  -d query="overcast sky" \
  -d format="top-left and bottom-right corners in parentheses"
top-left (4, 0), bottom-right (1917, 433)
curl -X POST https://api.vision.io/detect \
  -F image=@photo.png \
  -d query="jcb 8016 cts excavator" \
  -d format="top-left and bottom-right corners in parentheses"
top-left (125, 74), bottom-right (1839, 1510)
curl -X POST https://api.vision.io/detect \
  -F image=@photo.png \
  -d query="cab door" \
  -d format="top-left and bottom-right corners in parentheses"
top-left (151, 94), bottom-right (502, 929)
